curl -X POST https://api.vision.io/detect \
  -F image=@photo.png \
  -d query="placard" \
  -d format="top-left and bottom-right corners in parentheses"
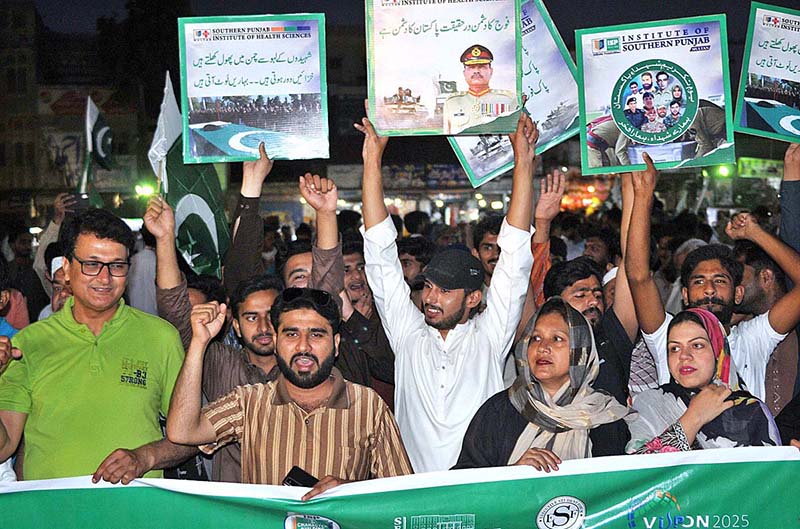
top-left (178, 14), bottom-right (329, 163)
top-left (735, 2), bottom-right (800, 144)
top-left (366, 0), bottom-right (523, 136)
top-left (577, 15), bottom-right (734, 175)
top-left (449, 0), bottom-right (579, 187)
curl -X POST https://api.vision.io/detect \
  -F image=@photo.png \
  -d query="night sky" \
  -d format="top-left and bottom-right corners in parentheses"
top-left (33, 0), bottom-right (800, 45)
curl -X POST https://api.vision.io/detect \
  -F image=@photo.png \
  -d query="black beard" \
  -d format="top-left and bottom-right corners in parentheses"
top-left (424, 297), bottom-right (468, 330)
top-left (687, 297), bottom-right (733, 326)
top-left (275, 351), bottom-right (335, 389)
top-left (583, 306), bottom-right (603, 325)
top-left (242, 333), bottom-right (275, 357)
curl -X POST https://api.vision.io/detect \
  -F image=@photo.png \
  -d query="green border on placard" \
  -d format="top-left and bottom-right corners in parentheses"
top-left (366, 0), bottom-right (523, 136)
top-left (177, 14), bottom-right (329, 164)
top-left (734, 2), bottom-right (800, 144)
top-left (448, 0), bottom-right (579, 188)
top-left (576, 14), bottom-right (735, 175)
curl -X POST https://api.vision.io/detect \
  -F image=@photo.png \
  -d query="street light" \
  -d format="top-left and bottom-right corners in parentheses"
top-left (135, 184), bottom-right (155, 197)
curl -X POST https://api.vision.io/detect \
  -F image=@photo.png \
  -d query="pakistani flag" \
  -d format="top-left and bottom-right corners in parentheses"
top-left (149, 72), bottom-right (230, 278)
top-left (86, 97), bottom-right (113, 170)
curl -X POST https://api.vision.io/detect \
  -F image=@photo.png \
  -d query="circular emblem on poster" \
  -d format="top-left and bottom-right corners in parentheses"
top-left (610, 59), bottom-right (698, 145)
top-left (536, 495), bottom-right (586, 529)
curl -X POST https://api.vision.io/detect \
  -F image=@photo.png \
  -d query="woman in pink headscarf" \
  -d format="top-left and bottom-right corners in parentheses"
top-left (627, 308), bottom-right (780, 453)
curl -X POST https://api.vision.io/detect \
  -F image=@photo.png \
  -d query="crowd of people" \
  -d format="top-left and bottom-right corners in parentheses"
top-left (188, 94), bottom-right (323, 133)
top-left (744, 82), bottom-right (800, 109)
top-left (0, 111), bottom-right (799, 496)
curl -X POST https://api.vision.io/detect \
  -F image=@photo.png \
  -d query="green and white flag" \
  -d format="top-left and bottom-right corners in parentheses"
top-left (0, 448), bottom-right (797, 529)
top-left (149, 72), bottom-right (230, 278)
top-left (85, 96), bottom-right (113, 170)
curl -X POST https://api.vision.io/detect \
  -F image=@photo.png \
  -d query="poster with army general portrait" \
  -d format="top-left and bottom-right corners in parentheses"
top-left (449, 0), bottom-right (579, 187)
top-left (366, 0), bottom-right (523, 136)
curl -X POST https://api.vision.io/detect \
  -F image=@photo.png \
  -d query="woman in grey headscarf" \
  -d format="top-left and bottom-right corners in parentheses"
top-left (453, 297), bottom-right (633, 471)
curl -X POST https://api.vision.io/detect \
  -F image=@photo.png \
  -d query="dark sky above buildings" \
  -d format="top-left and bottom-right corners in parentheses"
top-left (33, 0), bottom-right (800, 45)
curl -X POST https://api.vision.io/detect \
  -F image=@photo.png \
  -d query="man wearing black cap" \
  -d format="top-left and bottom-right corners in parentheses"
top-left (355, 108), bottom-right (538, 473)
top-left (443, 44), bottom-right (517, 134)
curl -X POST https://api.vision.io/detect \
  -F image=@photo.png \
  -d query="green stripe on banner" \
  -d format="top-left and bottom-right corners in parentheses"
top-left (1, 448), bottom-right (798, 529)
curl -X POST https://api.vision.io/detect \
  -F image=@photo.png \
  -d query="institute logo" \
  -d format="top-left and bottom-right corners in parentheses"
top-left (284, 513), bottom-right (340, 529)
top-left (536, 496), bottom-right (586, 529)
top-left (591, 37), bottom-right (621, 55)
top-left (762, 15), bottom-right (781, 27)
top-left (381, 0), bottom-right (401, 6)
top-left (193, 28), bottom-right (212, 41)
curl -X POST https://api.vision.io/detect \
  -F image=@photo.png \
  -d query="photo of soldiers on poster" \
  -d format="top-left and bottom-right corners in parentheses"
top-left (178, 14), bottom-right (329, 163)
top-left (577, 15), bottom-right (734, 175)
top-left (448, 0), bottom-right (579, 187)
top-left (735, 2), bottom-right (800, 144)
top-left (366, 0), bottom-right (523, 136)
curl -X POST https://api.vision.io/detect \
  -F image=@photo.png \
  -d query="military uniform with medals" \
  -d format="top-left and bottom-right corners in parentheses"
top-left (444, 45), bottom-right (517, 134)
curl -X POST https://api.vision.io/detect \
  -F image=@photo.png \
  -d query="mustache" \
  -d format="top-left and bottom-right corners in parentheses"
top-left (582, 307), bottom-right (602, 318)
top-left (424, 303), bottom-right (443, 312)
top-left (691, 297), bottom-right (727, 307)
top-left (252, 332), bottom-right (273, 340)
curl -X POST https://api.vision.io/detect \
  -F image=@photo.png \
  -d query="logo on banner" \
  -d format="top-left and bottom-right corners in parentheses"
top-left (610, 59), bottom-right (699, 145)
top-left (536, 496), bottom-right (586, 529)
top-left (193, 29), bottom-right (211, 41)
top-left (762, 15), bottom-right (781, 27)
top-left (284, 513), bottom-right (340, 529)
top-left (393, 514), bottom-right (476, 529)
top-left (626, 489), bottom-right (752, 529)
top-left (591, 37), bottom-right (621, 55)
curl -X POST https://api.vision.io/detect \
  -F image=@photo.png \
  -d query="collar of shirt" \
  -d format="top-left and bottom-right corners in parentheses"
top-left (272, 368), bottom-right (350, 409)
top-left (56, 296), bottom-right (128, 341)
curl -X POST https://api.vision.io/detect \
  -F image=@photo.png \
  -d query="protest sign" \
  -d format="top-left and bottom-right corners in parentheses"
top-left (178, 14), bottom-right (328, 163)
top-left (0, 448), bottom-right (797, 529)
top-left (449, 0), bottom-right (579, 187)
top-left (577, 15), bottom-right (734, 175)
top-left (735, 2), bottom-right (800, 144)
top-left (366, 0), bottom-right (522, 136)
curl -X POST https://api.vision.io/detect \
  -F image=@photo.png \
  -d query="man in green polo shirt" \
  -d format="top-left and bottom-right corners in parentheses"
top-left (0, 209), bottom-right (195, 482)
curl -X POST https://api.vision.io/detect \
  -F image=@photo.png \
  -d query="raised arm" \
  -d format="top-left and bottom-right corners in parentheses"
top-left (516, 170), bottom-right (564, 340)
top-left (625, 153), bottom-right (667, 334)
top-left (224, 143), bottom-right (273, 296)
top-left (611, 172), bottom-right (639, 342)
top-left (780, 144), bottom-right (800, 290)
top-left (354, 103), bottom-right (390, 230)
top-left (232, 142), bottom-right (272, 241)
top-left (145, 197), bottom-right (195, 347)
top-left (483, 114), bottom-right (537, 354)
top-left (301, 174), bottom-right (348, 313)
top-left (727, 212), bottom-right (800, 334)
top-left (33, 193), bottom-right (73, 296)
top-left (505, 113), bottom-right (538, 231)
top-left (166, 302), bottom-right (227, 446)
top-left (145, 196), bottom-right (181, 290)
